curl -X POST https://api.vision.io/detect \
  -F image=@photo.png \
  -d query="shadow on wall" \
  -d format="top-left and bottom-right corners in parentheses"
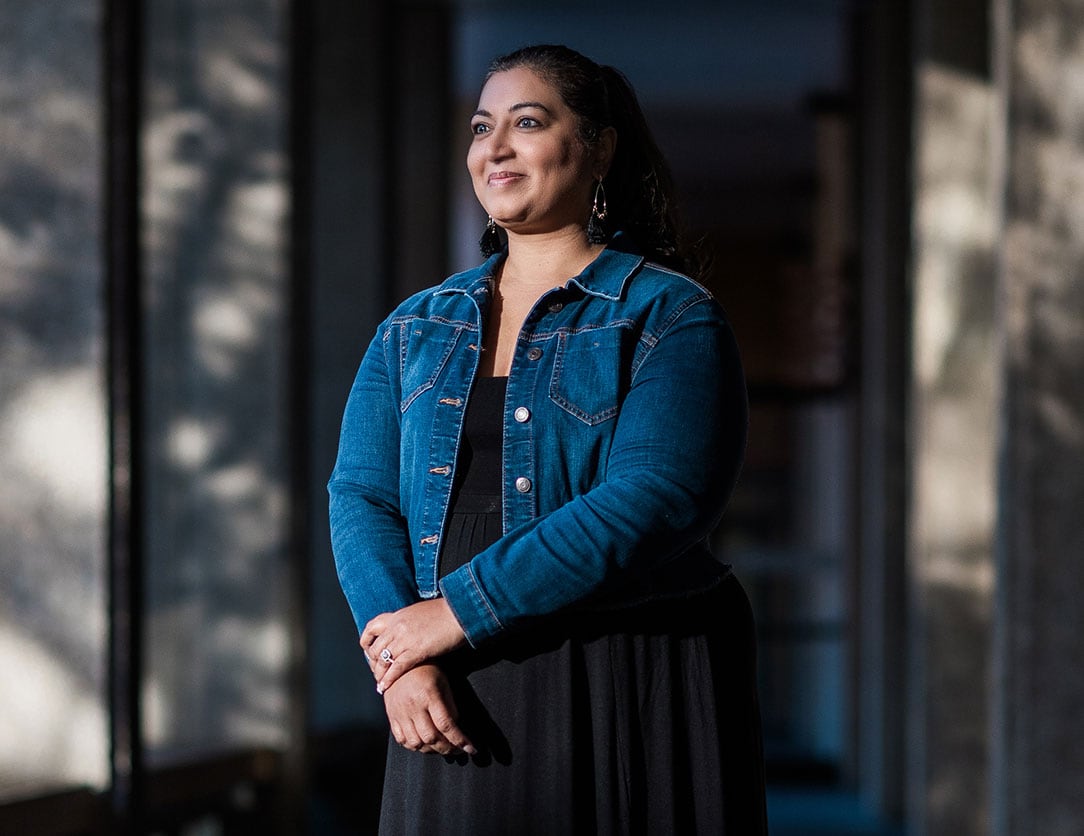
top-left (139, 4), bottom-right (292, 759)
top-left (0, 1), bottom-right (294, 793)
top-left (0, 2), bottom-right (109, 792)
top-left (911, 62), bottom-right (999, 835)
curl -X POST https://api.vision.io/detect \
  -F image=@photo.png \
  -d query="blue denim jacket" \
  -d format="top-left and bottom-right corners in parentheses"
top-left (328, 235), bottom-right (747, 647)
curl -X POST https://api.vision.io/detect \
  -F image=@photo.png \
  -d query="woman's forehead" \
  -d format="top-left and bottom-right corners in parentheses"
top-left (478, 67), bottom-right (564, 110)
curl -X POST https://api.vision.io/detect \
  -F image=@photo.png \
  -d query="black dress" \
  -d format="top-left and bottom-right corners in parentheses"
top-left (379, 376), bottom-right (767, 835)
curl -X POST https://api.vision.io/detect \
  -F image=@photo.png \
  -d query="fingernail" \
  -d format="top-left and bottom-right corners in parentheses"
top-left (376, 683), bottom-right (385, 695)
top-left (464, 744), bottom-right (477, 756)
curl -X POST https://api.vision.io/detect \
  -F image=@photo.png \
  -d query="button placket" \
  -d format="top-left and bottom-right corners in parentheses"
top-left (504, 334), bottom-right (540, 527)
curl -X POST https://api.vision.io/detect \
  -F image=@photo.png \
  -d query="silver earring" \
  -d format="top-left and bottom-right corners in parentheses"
top-left (587, 179), bottom-right (608, 244)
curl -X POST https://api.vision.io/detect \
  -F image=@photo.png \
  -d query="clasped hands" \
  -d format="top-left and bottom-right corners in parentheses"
top-left (361, 598), bottom-right (476, 756)
top-left (361, 597), bottom-right (467, 692)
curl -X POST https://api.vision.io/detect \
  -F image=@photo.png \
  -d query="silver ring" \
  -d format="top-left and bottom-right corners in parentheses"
top-left (379, 648), bottom-right (393, 664)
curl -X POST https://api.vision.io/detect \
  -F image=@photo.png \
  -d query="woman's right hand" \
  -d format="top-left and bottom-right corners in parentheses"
top-left (382, 664), bottom-right (477, 756)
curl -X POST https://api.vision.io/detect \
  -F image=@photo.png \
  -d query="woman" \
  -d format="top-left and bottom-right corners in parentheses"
top-left (329, 44), bottom-right (767, 834)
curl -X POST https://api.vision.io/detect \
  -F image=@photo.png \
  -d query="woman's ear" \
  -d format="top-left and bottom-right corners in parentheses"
top-left (594, 127), bottom-right (617, 179)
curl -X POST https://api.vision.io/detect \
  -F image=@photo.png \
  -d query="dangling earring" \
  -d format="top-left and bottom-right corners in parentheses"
top-left (586, 179), bottom-right (608, 244)
top-left (479, 215), bottom-right (502, 257)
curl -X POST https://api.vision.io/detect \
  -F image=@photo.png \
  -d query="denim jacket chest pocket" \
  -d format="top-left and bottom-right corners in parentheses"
top-left (395, 317), bottom-right (463, 412)
top-left (548, 324), bottom-right (630, 425)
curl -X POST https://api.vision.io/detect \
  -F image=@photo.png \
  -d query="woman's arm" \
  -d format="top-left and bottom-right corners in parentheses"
top-left (331, 328), bottom-right (476, 747)
top-left (328, 326), bottom-right (419, 631)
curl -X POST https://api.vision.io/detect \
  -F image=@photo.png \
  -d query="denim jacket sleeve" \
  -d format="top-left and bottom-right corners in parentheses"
top-left (439, 294), bottom-right (748, 646)
top-left (327, 324), bottom-right (419, 634)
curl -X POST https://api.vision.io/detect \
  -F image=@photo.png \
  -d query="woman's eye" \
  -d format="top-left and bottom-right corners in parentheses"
top-left (516, 117), bottom-right (541, 128)
top-left (471, 122), bottom-right (490, 135)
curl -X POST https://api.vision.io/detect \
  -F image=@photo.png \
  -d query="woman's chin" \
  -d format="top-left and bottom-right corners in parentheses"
top-left (493, 211), bottom-right (583, 236)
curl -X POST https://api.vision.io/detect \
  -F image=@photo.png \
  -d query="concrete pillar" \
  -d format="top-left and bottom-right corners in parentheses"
top-left (993, 0), bottom-right (1084, 832)
top-left (0, 0), bottom-right (109, 793)
top-left (909, 1), bottom-right (1000, 833)
top-left (855, 0), bottom-right (912, 816)
top-left (141, 0), bottom-right (293, 758)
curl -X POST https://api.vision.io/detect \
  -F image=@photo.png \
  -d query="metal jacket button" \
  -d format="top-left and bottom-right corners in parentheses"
top-left (548, 302), bottom-right (564, 313)
top-left (526, 347), bottom-right (543, 361)
top-left (514, 406), bottom-right (530, 423)
top-left (514, 476), bottom-right (532, 493)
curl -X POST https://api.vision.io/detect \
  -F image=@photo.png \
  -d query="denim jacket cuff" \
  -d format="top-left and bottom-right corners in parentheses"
top-left (439, 566), bottom-right (505, 647)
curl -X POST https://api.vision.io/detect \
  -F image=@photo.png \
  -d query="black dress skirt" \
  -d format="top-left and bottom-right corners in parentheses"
top-left (380, 376), bottom-right (767, 835)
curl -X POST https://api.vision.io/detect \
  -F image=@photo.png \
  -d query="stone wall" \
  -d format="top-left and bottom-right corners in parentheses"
top-left (911, 1), bottom-right (1084, 833)
top-left (140, 0), bottom-right (293, 759)
top-left (994, 1), bottom-right (1084, 832)
top-left (0, 0), bottom-right (109, 793)
top-left (910, 60), bottom-right (999, 835)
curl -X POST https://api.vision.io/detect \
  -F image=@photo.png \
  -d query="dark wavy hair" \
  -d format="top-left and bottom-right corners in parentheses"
top-left (486, 44), bottom-right (693, 276)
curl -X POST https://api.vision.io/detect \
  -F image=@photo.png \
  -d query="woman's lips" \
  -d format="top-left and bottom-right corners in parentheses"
top-left (488, 171), bottom-right (524, 185)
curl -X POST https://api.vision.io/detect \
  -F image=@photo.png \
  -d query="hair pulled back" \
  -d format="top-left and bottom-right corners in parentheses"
top-left (486, 44), bottom-right (692, 276)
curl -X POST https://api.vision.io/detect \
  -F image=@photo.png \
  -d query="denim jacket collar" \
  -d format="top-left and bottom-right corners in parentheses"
top-left (433, 232), bottom-right (646, 302)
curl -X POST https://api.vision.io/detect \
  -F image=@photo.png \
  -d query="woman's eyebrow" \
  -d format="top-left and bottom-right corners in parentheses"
top-left (471, 102), bottom-right (553, 119)
top-left (509, 101), bottom-right (552, 113)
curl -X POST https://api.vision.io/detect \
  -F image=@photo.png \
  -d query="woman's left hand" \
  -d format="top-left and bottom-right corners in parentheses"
top-left (361, 599), bottom-right (468, 693)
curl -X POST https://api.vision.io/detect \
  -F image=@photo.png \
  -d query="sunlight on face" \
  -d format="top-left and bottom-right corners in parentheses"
top-left (466, 67), bottom-right (598, 235)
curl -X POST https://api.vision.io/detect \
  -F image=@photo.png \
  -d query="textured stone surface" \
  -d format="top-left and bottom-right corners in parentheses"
top-left (910, 62), bottom-right (999, 836)
top-left (995, 1), bottom-right (1084, 832)
top-left (141, 0), bottom-right (292, 758)
top-left (0, 1), bottom-right (108, 792)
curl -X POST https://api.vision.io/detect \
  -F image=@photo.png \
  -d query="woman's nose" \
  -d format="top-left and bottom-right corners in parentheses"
top-left (487, 125), bottom-right (513, 159)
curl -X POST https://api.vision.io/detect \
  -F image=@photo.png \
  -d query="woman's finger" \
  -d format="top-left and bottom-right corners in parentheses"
top-left (376, 647), bottom-right (417, 693)
top-left (381, 665), bottom-right (475, 756)
top-left (359, 614), bottom-right (389, 656)
top-left (370, 643), bottom-right (401, 688)
top-left (396, 701), bottom-right (458, 754)
top-left (389, 718), bottom-right (407, 749)
top-left (410, 711), bottom-right (457, 755)
top-left (428, 695), bottom-right (475, 755)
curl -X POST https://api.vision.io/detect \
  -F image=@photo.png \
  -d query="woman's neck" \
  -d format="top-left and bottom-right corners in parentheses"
top-left (500, 225), bottom-right (605, 292)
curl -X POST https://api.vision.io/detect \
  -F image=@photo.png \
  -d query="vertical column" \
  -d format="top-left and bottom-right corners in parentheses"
top-left (854, 0), bottom-right (911, 818)
top-left (994, 1), bottom-right (1084, 833)
top-left (0, 0), bottom-right (110, 796)
top-left (105, 0), bottom-right (145, 825)
top-left (140, 0), bottom-right (292, 761)
top-left (909, 1), bottom-right (1000, 834)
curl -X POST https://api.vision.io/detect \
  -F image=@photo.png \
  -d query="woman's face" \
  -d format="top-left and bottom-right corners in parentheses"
top-left (467, 67), bottom-right (609, 236)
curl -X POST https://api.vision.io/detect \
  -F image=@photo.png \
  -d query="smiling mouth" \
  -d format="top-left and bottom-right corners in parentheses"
top-left (488, 171), bottom-right (524, 184)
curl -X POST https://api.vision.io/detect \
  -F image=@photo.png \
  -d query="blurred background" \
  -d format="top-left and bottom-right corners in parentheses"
top-left (2, 0), bottom-right (1083, 834)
